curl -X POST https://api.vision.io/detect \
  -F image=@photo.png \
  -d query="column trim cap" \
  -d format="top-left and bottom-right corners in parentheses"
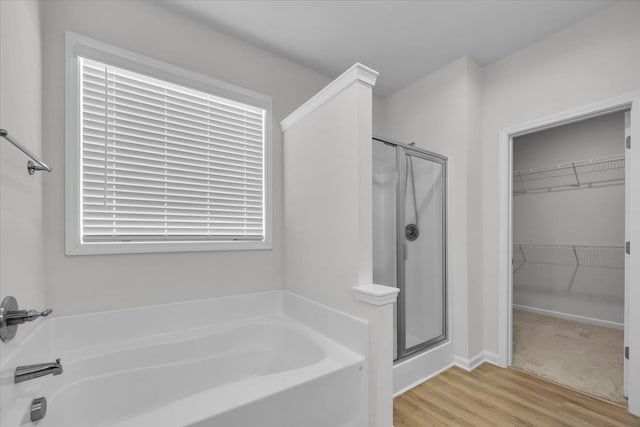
top-left (352, 284), bottom-right (399, 306)
top-left (280, 63), bottom-right (378, 131)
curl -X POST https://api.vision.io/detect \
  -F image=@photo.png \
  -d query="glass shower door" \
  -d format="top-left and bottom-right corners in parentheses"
top-left (372, 137), bottom-right (447, 362)
top-left (398, 149), bottom-right (447, 357)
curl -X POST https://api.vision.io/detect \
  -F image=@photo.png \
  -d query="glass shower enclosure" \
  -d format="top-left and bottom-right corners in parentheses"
top-left (372, 137), bottom-right (447, 361)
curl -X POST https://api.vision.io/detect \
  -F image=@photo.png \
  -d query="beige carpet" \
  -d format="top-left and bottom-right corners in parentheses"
top-left (512, 309), bottom-right (626, 405)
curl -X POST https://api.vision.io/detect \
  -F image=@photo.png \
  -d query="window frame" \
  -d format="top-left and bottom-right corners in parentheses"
top-left (65, 32), bottom-right (273, 255)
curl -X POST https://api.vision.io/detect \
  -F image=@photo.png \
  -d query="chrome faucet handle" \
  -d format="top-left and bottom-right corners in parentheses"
top-left (22, 308), bottom-right (53, 322)
top-left (0, 297), bottom-right (53, 342)
top-left (6, 308), bottom-right (53, 325)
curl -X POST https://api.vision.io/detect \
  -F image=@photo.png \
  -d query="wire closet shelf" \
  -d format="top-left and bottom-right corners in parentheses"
top-left (512, 243), bottom-right (624, 290)
top-left (513, 154), bottom-right (624, 194)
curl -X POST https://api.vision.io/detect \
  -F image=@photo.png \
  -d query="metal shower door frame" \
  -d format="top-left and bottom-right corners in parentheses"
top-left (373, 137), bottom-right (448, 362)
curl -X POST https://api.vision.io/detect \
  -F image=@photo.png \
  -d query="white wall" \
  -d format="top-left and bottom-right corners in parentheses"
top-left (283, 72), bottom-right (394, 426)
top-left (40, 0), bottom-right (329, 315)
top-left (375, 57), bottom-right (483, 366)
top-left (283, 81), bottom-right (373, 315)
top-left (513, 112), bottom-right (626, 172)
top-left (0, 0), bottom-right (45, 349)
top-left (481, 1), bottom-right (640, 354)
top-left (512, 112), bottom-right (625, 325)
top-left (465, 59), bottom-right (485, 359)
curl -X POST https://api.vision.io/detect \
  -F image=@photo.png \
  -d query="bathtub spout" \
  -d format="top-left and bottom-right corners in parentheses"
top-left (15, 359), bottom-right (63, 384)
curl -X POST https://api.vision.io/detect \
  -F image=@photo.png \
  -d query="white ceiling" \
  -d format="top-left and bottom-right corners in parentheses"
top-left (164, 0), bottom-right (616, 97)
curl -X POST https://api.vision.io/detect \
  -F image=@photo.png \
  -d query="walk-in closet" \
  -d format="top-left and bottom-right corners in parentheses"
top-left (511, 111), bottom-right (629, 405)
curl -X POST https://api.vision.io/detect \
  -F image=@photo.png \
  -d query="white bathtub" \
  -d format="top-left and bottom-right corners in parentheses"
top-left (0, 291), bottom-right (368, 427)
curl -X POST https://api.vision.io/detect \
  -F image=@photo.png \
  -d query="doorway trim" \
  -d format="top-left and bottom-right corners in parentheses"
top-left (496, 91), bottom-right (640, 415)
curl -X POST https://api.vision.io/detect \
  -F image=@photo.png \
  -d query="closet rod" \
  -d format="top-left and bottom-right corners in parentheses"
top-left (0, 129), bottom-right (52, 175)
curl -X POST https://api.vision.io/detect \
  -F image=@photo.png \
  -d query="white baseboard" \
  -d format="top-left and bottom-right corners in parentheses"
top-left (393, 362), bottom-right (454, 397)
top-left (453, 352), bottom-right (485, 371)
top-left (482, 351), bottom-right (502, 367)
top-left (513, 304), bottom-right (623, 330)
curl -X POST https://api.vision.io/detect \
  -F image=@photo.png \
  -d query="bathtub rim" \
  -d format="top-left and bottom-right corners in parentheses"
top-left (1, 290), bottom-right (369, 427)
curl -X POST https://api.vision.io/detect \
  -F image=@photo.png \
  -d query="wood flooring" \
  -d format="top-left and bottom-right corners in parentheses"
top-left (393, 363), bottom-right (640, 426)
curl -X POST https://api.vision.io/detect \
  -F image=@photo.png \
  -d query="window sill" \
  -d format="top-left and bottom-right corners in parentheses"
top-left (65, 239), bottom-right (273, 256)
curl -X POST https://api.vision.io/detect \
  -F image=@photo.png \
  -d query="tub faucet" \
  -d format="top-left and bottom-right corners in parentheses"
top-left (15, 359), bottom-right (63, 384)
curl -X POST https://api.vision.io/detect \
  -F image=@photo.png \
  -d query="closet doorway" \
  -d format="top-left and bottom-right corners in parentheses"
top-left (511, 110), bottom-right (630, 405)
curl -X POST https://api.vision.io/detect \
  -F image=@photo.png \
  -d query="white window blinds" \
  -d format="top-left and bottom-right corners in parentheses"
top-left (79, 57), bottom-right (266, 243)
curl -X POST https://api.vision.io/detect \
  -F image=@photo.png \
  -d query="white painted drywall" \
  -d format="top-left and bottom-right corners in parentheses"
top-left (513, 113), bottom-right (626, 172)
top-left (283, 80), bottom-right (373, 315)
top-left (0, 1), bottom-right (46, 349)
top-left (513, 112), bottom-right (625, 325)
top-left (375, 57), bottom-right (483, 370)
top-left (39, 0), bottom-right (329, 315)
top-left (283, 75), bottom-right (394, 426)
top-left (481, 1), bottom-right (640, 355)
top-left (465, 58), bottom-right (485, 360)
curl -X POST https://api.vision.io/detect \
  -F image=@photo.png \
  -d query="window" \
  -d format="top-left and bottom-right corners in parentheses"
top-left (65, 33), bottom-right (272, 254)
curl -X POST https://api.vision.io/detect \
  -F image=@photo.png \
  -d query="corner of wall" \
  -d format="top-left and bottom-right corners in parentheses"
top-left (463, 56), bottom-right (485, 358)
